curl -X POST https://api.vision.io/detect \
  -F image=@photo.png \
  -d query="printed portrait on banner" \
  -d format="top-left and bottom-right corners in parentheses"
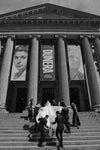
top-left (11, 45), bottom-right (29, 81)
top-left (68, 45), bottom-right (84, 80)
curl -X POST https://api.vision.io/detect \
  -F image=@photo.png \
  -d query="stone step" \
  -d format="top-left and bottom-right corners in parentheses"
top-left (0, 123), bottom-right (30, 126)
top-left (0, 126), bottom-right (100, 130)
top-left (0, 130), bottom-right (100, 135)
top-left (1, 131), bottom-right (100, 138)
top-left (0, 119), bottom-right (96, 121)
top-left (0, 117), bottom-right (96, 120)
top-left (0, 144), bottom-right (100, 150)
top-left (0, 115), bottom-right (97, 119)
top-left (1, 126), bottom-right (100, 130)
top-left (0, 111), bottom-right (100, 150)
top-left (0, 122), bottom-right (98, 125)
top-left (0, 139), bottom-right (100, 146)
top-left (1, 132), bottom-right (100, 136)
top-left (63, 139), bottom-right (100, 145)
top-left (1, 128), bottom-right (100, 133)
top-left (1, 131), bottom-right (100, 136)
top-left (1, 135), bottom-right (100, 141)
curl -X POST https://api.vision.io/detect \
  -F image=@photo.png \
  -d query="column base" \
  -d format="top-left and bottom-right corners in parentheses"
top-left (92, 104), bottom-right (100, 113)
top-left (0, 103), bottom-right (8, 113)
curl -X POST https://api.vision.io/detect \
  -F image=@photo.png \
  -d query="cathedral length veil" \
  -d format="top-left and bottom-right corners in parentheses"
top-left (36, 101), bottom-right (56, 127)
top-left (45, 101), bottom-right (56, 122)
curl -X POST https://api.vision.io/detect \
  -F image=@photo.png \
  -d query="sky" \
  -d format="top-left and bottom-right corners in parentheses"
top-left (0, 0), bottom-right (100, 16)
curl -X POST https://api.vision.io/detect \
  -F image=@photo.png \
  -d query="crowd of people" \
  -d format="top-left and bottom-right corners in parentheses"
top-left (27, 99), bottom-right (81, 147)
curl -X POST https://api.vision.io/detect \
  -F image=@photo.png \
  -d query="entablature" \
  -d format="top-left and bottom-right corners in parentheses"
top-left (0, 18), bottom-right (100, 28)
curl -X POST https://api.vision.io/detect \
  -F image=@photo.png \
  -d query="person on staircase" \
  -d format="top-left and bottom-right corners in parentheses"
top-left (52, 99), bottom-right (57, 106)
top-left (38, 115), bottom-right (49, 147)
top-left (61, 102), bottom-right (71, 133)
top-left (28, 98), bottom-right (34, 121)
top-left (52, 111), bottom-right (65, 147)
top-left (71, 102), bottom-right (81, 129)
top-left (34, 103), bottom-right (41, 132)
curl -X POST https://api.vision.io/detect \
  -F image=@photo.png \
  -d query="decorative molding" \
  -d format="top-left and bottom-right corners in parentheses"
top-left (80, 35), bottom-right (95, 39)
top-left (0, 32), bottom-right (100, 37)
top-left (0, 18), bottom-right (99, 27)
top-left (55, 34), bottom-right (67, 39)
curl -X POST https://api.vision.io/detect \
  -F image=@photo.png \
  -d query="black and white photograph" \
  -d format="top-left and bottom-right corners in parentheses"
top-left (0, 0), bottom-right (100, 149)
top-left (11, 45), bottom-right (29, 81)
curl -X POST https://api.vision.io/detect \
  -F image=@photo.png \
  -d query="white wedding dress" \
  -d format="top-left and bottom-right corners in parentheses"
top-left (36, 101), bottom-right (62, 128)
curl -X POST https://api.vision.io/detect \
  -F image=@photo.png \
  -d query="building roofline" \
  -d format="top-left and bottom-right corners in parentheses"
top-left (0, 3), bottom-right (100, 19)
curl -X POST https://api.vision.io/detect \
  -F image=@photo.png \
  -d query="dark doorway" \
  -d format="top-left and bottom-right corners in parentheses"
top-left (42, 88), bottom-right (55, 106)
top-left (16, 88), bottom-right (27, 112)
top-left (70, 88), bottom-right (80, 111)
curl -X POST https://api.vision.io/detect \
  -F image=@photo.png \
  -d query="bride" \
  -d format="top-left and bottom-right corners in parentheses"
top-left (45, 101), bottom-right (56, 122)
top-left (36, 100), bottom-right (63, 137)
top-left (36, 100), bottom-right (62, 127)
top-left (36, 101), bottom-right (56, 127)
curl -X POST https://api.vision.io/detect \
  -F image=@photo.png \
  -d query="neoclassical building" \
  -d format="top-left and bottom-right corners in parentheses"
top-left (0, 3), bottom-right (100, 112)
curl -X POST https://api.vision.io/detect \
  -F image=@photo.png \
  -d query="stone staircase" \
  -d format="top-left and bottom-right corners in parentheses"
top-left (0, 111), bottom-right (100, 150)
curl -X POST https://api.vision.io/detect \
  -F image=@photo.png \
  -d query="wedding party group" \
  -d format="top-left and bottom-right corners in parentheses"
top-left (27, 99), bottom-right (81, 147)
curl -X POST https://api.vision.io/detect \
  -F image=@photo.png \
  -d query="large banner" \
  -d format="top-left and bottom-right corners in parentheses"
top-left (68, 45), bottom-right (84, 80)
top-left (10, 45), bottom-right (29, 81)
top-left (40, 45), bottom-right (55, 81)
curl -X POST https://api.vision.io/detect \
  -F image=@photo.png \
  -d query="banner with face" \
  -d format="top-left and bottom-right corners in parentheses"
top-left (68, 45), bottom-right (84, 80)
top-left (11, 45), bottom-right (29, 81)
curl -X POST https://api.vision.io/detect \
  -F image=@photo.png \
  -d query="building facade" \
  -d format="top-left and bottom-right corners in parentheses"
top-left (0, 3), bottom-right (100, 112)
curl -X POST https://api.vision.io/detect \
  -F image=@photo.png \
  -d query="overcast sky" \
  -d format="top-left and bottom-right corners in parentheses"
top-left (0, 0), bottom-right (100, 16)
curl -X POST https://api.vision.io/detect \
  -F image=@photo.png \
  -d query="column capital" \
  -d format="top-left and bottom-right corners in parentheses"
top-left (28, 34), bottom-right (41, 39)
top-left (7, 35), bottom-right (15, 39)
top-left (55, 34), bottom-right (67, 39)
top-left (93, 36), bottom-right (100, 40)
top-left (0, 35), bottom-right (15, 39)
top-left (80, 35), bottom-right (93, 39)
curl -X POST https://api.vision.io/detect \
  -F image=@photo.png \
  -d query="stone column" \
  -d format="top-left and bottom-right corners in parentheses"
top-left (94, 37), bottom-right (100, 73)
top-left (0, 36), bottom-right (14, 106)
top-left (82, 37), bottom-right (100, 106)
top-left (0, 38), bottom-right (2, 71)
top-left (27, 36), bottom-right (39, 106)
top-left (0, 38), bottom-right (1, 55)
top-left (57, 36), bottom-right (70, 105)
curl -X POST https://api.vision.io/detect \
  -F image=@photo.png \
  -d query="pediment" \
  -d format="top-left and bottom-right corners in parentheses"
top-left (0, 3), bottom-right (100, 20)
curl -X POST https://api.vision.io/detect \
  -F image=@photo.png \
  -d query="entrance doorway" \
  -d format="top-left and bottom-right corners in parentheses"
top-left (42, 88), bottom-right (55, 106)
top-left (70, 88), bottom-right (80, 111)
top-left (16, 88), bottom-right (27, 112)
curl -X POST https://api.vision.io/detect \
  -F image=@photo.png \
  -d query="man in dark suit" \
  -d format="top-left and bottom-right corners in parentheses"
top-left (52, 111), bottom-right (64, 147)
top-left (61, 102), bottom-right (71, 133)
top-left (34, 104), bottom-right (41, 132)
top-left (38, 115), bottom-right (49, 147)
top-left (71, 102), bottom-right (81, 128)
